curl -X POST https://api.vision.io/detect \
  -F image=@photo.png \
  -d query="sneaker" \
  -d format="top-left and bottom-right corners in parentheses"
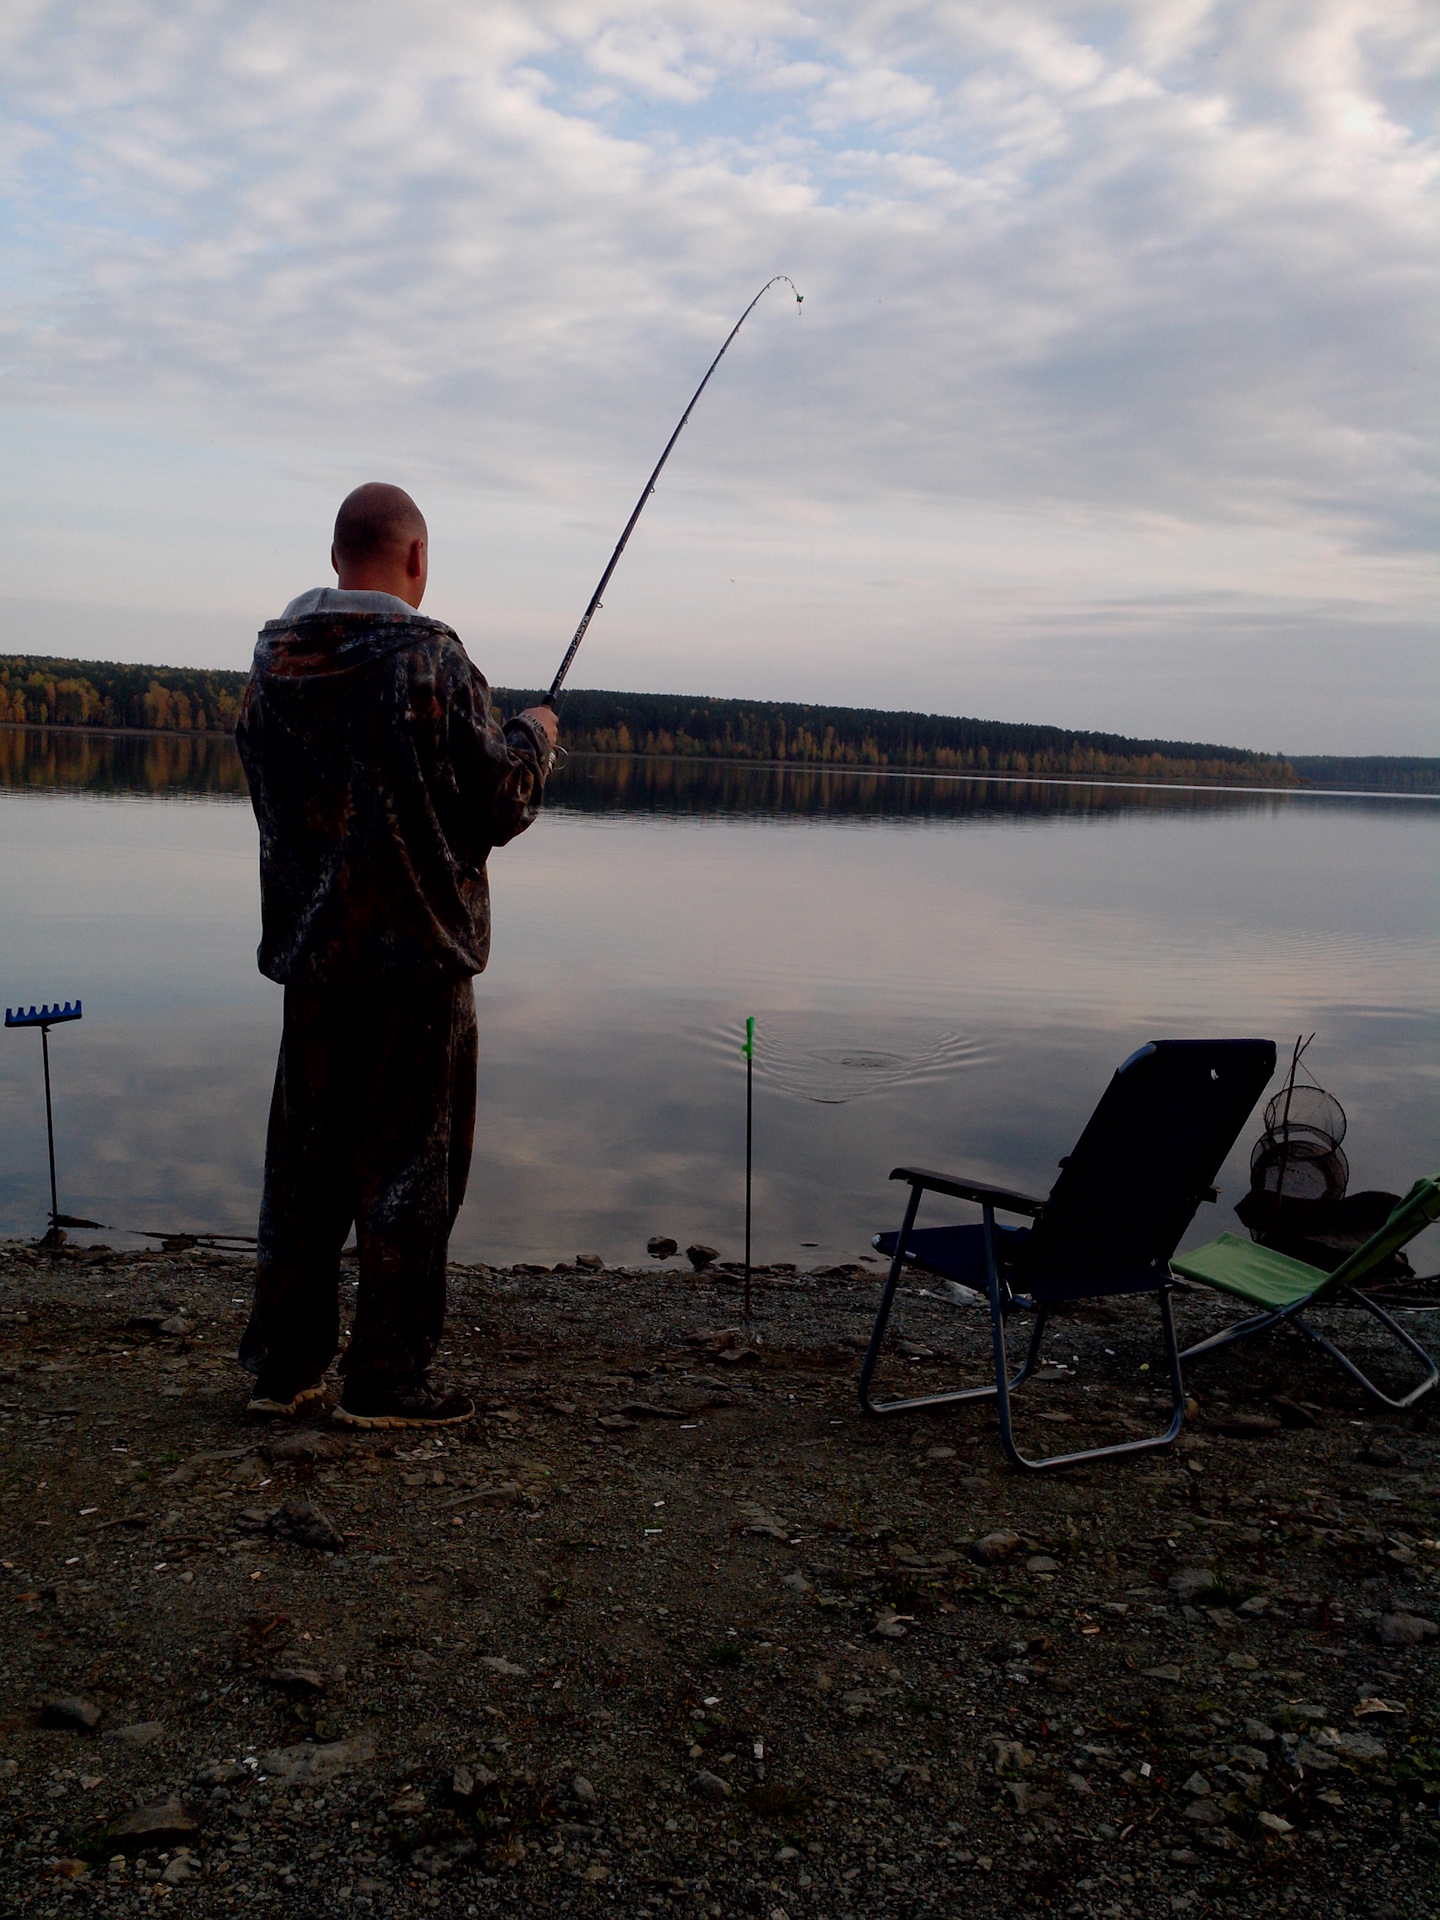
top-left (245, 1369), bottom-right (328, 1418)
top-left (332, 1381), bottom-right (474, 1430)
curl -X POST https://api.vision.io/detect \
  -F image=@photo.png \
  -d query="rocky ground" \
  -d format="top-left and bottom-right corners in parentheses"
top-left (0, 1237), bottom-right (1436, 1920)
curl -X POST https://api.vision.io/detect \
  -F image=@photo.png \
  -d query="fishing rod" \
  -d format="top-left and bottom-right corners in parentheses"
top-left (543, 274), bottom-right (803, 707)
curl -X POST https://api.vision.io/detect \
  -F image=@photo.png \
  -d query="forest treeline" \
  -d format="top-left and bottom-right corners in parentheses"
top-left (0, 654), bottom-right (242, 734)
top-left (2, 654), bottom-right (1435, 791)
top-left (496, 687), bottom-right (1301, 785)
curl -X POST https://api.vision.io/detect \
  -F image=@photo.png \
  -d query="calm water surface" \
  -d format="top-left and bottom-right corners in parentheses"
top-left (2, 730), bottom-right (1436, 1268)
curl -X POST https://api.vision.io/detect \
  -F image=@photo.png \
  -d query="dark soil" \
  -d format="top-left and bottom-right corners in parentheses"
top-left (1, 1239), bottom-right (1436, 1918)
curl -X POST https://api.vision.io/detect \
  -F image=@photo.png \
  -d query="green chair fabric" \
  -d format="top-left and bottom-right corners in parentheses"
top-left (1173, 1176), bottom-right (1440, 1305)
top-left (1175, 1175), bottom-right (1440, 1411)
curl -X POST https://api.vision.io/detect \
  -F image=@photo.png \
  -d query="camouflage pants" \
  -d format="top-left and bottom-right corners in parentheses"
top-left (240, 978), bottom-right (478, 1389)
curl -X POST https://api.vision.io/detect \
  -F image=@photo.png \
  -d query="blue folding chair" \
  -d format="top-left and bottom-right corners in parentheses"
top-left (860, 1039), bottom-right (1277, 1471)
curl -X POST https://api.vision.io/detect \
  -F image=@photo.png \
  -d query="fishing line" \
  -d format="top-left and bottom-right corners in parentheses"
top-left (543, 275), bottom-right (803, 707)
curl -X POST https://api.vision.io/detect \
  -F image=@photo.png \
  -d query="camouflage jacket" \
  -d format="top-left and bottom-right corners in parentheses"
top-left (236, 602), bottom-right (546, 987)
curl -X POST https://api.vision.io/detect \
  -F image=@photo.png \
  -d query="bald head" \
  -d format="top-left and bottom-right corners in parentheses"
top-left (331, 482), bottom-right (428, 607)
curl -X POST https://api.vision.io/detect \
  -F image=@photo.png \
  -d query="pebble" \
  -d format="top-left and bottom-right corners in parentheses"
top-left (39, 1696), bottom-right (102, 1732)
top-left (1377, 1611), bottom-right (1436, 1647)
top-left (969, 1530), bottom-right (1020, 1566)
top-left (686, 1245), bottom-right (719, 1271)
top-left (647, 1237), bottom-right (679, 1259)
top-left (1026, 1554), bottom-right (1059, 1573)
top-left (692, 1769), bottom-right (732, 1801)
top-left (573, 1775), bottom-right (596, 1806)
top-left (264, 1498), bottom-right (345, 1553)
top-left (110, 1796), bottom-right (199, 1847)
top-left (480, 1656), bottom-right (526, 1677)
top-left (105, 1723), bottom-right (165, 1747)
top-left (261, 1732), bottom-right (376, 1786)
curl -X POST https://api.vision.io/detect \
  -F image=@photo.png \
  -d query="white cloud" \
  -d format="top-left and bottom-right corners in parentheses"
top-left (0, 0), bottom-right (1435, 751)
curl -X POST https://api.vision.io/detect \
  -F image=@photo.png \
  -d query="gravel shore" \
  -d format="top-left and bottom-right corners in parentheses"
top-left (1, 1238), bottom-right (1436, 1918)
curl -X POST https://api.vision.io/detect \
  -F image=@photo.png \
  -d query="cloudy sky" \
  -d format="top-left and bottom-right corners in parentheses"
top-left (1, 1), bottom-right (1435, 753)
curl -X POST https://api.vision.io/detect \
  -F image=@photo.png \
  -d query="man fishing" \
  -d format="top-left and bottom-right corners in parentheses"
top-left (235, 482), bottom-right (558, 1429)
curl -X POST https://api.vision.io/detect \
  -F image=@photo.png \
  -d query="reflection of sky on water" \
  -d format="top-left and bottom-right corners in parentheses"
top-left (1, 736), bottom-right (1436, 1268)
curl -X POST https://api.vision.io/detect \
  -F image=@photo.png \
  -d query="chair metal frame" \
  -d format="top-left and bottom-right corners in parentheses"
top-left (858, 1166), bottom-right (1186, 1473)
top-left (1180, 1286), bottom-right (1438, 1412)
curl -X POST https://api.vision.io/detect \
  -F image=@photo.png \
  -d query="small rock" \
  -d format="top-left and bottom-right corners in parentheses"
top-left (1209, 1412), bottom-right (1281, 1439)
top-left (39, 1696), bottom-right (102, 1733)
top-left (1184, 1798), bottom-right (1223, 1826)
top-left (160, 1857), bottom-right (194, 1885)
top-left (1256, 1810), bottom-right (1293, 1834)
top-left (392, 1785), bottom-right (427, 1815)
top-left (480, 1656), bottom-right (526, 1678)
top-left (1270, 1396), bottom-right (1318, 1429)
top-left (1243, 1719), bottom-right (1277, 1745)
top-left (596, 1414), bottom-right (637, 1432)
top-left (692, 1769), bottom-right (731, 1801)
top-left (573, 1775), bottom-right (597, 1807)
top-left (686, 1244), bottom-right (719, 1271)
top-left (1168, 1567), bottom-right (1219, 1602)
top-left (262, 1431), bottom-right (345, 1465)
top-left (105, 1722), bottom-right (165, 1747)
top-left (110, 1796), bottom-right (199, 1849)
top-left (1377, 1611), bottom-right (1436, 1647)
top-left (647, 1237), bottom-right (679, 1260)
top-left (47, 1860), bottom-right (89, 1882)
top-left (411, 1839), bottom-right (477, 1878)
top-left (970, 1530), bottom-right (1020, 1566)
top-left (1004, 1780), bottom-right (1054, 1814)
top-left (1182, 1772), bottom-right (1210, 1797)
top-left (193, 1761), bottom-right (243, 1788)
top-left (717, 1343), bottom-right (760, 1367)
top-left (1026, 1554), bottom-right (1059, 1573)
top-left (261, 1731), bottom-right (376, 1786)
top-left (1143, 1665), bottom-right (1183, 1683)
top-left (583, 1862), bottom-right (609, 1882)
top-left (781, 1571), bottom-right (814, 1595)
top-left (452, 1761), bottom-right (497, 1800)
top-left (1226, 1652), bottom-right (1259, 1670)
top-left (925, 1445), bottom-right (956, 1462)
top-left (576, 1253), bottom-right (604, 1271)
top-left (871, 1609), bottom-right (911, 1640)
top-left (264, 1499), bottom-right (345, 1553)
top-left (740, 1504), bottom-right (791, 1541)
top-left (266, 1667), bottom-right (327, 1696)
top-left (1321, 1730), bottom-right (1386, 1763)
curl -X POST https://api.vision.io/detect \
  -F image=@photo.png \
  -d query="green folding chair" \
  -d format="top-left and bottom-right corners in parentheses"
top-left (1174, 1176), bottom-right (1440, 1410)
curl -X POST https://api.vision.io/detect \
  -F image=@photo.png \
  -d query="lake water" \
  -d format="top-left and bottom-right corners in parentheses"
top-left (2, 727), bottom-right (1437, 1271)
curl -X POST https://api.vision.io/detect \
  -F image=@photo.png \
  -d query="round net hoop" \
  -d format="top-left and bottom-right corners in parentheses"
top-left (1262, 1083), bottom-right (1346, 1150)
top-left (1249, 1134), bottom-right (1350, 1205)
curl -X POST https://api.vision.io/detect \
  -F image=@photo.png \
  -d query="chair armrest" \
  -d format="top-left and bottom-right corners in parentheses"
top-left (888, 1166), bottom-right (1045, 1218)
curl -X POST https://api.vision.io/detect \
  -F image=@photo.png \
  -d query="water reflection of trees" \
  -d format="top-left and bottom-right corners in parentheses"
top-left (546, 753), bottom-right (1309, 822)
top-left (0, 727), bottom-right (249, 798)
top-left (0, 728), bottom-right (1406, 822)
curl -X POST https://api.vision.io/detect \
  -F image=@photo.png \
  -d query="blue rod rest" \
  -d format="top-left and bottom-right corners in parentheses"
top-left (5, 1000), bottom-right (83, 1028)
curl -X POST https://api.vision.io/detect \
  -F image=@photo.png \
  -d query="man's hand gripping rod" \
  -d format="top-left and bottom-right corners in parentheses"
top-left (542, 275), bottom-right (803, 709)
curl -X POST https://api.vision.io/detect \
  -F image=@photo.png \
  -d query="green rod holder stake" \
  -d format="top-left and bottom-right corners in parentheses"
top-left (743, 1016), bottom-right (755, 1323)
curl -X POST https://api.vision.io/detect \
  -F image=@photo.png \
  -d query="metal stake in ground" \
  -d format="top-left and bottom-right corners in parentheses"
top-left (743, 1015), bottom-right (755, 1323)
top-left (4, 999), bottom-right (91, 1241)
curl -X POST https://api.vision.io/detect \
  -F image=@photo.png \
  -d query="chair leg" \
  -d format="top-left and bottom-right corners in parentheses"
top-left (859, 1194), bottom-right (1031, 1417)
top-left (1292, 1289), bottom-right (1439, 1412)
top-left (995, 1286), bottom-right (1187, 1474)
top-left (1180, 1307), bottom-right (1287, 1362)
top-left (1181, 1286), bottom-right (1439, 1412)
